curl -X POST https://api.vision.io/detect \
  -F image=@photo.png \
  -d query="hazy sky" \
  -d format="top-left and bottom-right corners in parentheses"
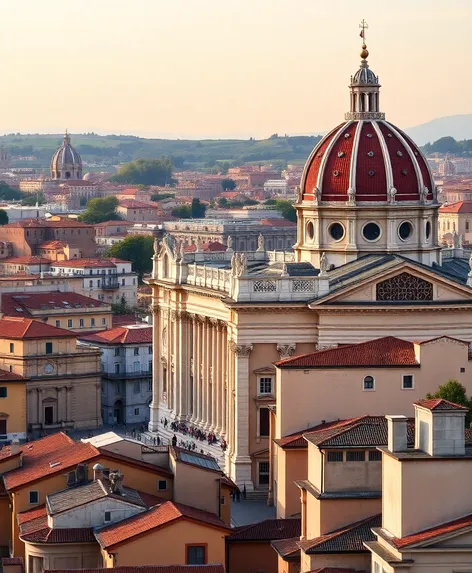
top-left (2, 0), bottom-right (471, 139)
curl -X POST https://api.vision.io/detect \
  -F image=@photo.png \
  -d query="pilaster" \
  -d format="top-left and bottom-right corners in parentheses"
top-left (148, 306), bottom-right (161, 431)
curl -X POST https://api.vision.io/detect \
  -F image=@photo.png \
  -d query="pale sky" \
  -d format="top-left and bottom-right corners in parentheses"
top-left (2, 0), bottom-right (471, 139)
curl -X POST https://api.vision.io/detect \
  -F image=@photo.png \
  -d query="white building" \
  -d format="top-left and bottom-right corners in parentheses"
top-left (263, 179), bottom-right (289, 195)
top-left (79, 324), bottom-right (153, 426)
top-left (49, 258), bottom-right (138, 304)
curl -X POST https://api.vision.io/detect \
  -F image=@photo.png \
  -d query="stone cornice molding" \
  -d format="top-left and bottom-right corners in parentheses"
top-left (277, 343), bottom-right (297, 359)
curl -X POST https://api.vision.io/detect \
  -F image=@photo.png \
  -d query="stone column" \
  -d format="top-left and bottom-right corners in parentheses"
top-left (37, 388), bottom-right (42, 426)
top-left (171, 311), bottom-right (181, 418)
top-left (214, 321), bottom-right (222, 435)
top-left (178, 312), bottom-right (190, 421)
top-left (196, 316), bottom-right (204, 424)
top-left (230, 343), bottom-right (254, 491)
top-left (209, 319), bottom-right (218, 432)
top-left (148, 304), bottom-right (161, 432)
top-left (221, 326), bottom-right (228, 437)
top-left (190, 315), bottom-right (198, 423)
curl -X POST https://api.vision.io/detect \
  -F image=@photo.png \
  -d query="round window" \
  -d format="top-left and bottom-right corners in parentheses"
top-left (425, 221), bottom-right (431, 240)
top-left (398, 221), bottom-right (413, 241)
top-left (362, 222), bottom-right (381, 242)
top-left (306, 221), bottom-right (315, 241)
top-left (328, 222), bottom-right (345, 241)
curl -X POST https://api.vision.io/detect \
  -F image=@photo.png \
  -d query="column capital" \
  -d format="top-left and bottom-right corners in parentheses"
top-left (277, 343), bottom-right (296, 359)
top-left (230, 342), bottom-right (253, 357)
top-left (208, 317), bottom-right (218, 326)
top-left (217, 319), bottom-right (227, 330)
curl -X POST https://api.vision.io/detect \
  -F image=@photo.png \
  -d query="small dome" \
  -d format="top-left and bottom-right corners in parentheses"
top-left (93, 463), bottom-right (105, 471)
top-left (352, 62), bottom-right (378, 85)
top-left (50, 132), bottom-right (83, 181)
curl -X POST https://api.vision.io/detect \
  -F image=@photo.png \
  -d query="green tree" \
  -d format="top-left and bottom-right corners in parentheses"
top-left (110, 158), bottom-right (174, 186)
top-left (217, 197), bottom-right (228, 208)
top-left (275, 200), bottom-right (297, 222)
top-left (151, 192), bottom-right (175, 202)
top-left (191, 198), bottom-right (206, 218)
top-left (171, 205), bottom-right (192, 218)
top-left (107, 235), bottom-right (154, 277)
top-left (21, 192), bottom-right (46, 206)
top-left (426, 379), bottom-right (472, 426)
top-left (79, 196), bottom-right (121, 224)
top-left (0, 210), bottom-right (8, 225)
top-left (0, 182), bottom-right (22, 201)
top-left (221, 178), bottom-right (236, 191)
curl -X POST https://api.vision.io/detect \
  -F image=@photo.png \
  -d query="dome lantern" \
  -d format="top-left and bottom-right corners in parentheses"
top-left (50, 130), bottom-right (83, 180)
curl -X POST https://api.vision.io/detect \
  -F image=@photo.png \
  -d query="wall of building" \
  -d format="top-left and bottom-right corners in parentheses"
top-left (24, 541), bottom-right (101, 572)
top-left (276, 448), bottom-right (306, 519)
top-left (50, 497), bottom-right (144, 529)
top-left (227, 541), bottom-right (278, 573)
top-left (301, 550), bottom-right (370, 573)
top-left (0, 381), bottom-right (27, 440)
top-left (0, 495), bottom-right (11, 548)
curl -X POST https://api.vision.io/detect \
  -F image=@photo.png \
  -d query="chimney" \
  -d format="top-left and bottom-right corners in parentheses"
top-left (386, 415), bottom-right (408, 453)
top-left (109, 469), bottom-right (124, 494)
top-left (9, 439), bottom-right (21, 457)
top-left (414, 399), bottom-right (466, 456)
top-left (93, 462), bottom-right (105, 481)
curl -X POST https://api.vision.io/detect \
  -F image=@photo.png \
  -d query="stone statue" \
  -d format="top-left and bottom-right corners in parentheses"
top-left (227, 235), bottom-right (233, 250)
top-left (452, 231), bottom-right (462, 249)
top-left (196, 237), bottom-right (203, 253)
top-left (347, 187), bottom-right (356, 205)
top-left (313, 187), bottom-right (321, 205)
top-left (174, 240), bottom-right (183, 261)
top-left (388, 187), bottom-right (397, 204)
top-left (295, 185), bottom-right (302, 204)
top-left (319, 252), bottom-right (330, 274)
top-left (162, 234), bottom-right (169, 248)
top-left (421, 186), bottom-right (429, 203)
top-left (231, 252), bottom-right (238, 276)
top-left (239, 253), bottom-right (247, 276)
top-left (257, 233), bottom-right (265, 252)
top-left (153, 236), bottom-right (159, 256)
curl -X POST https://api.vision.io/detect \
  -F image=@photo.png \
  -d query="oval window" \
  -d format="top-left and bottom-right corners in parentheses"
top-left (362, 222), bottom-right (381, 242)
top-left (398, 221), bottom-right (413, 241)
top-left (306, 221), bottom-right (315, 241)
top-left (425, 221), bottom-right (431, 240)
top-left (328, 222), bottom-right (345, 241)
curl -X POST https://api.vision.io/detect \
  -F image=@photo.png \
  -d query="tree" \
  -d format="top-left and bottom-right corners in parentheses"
top-left (0, 182), bottom-right (22, 201)
top-left (275, 200), bottom-right (297, 223)
top-left (217, 197), bottom-right (228, 208)
top-left (21, 192), bottom-right (46, 206)
top-left (0, 210), bottom-right (8, 225)
top-left (191, 198), bottom-right (206, 218)
top-left (221, 178), bottom-right (236, 191)
top-left (426, 379), bottom-right (472, 426)
top-left (110, 158), bottom-right (174, 186)
top-left (79, 196), bottom-right (121, 224)
top-left (171, 205), bottom-right (192, 218)
top-left (151, 192), bottom-right (175, 202)
top-left (107, 235), bottom-right (154, 277)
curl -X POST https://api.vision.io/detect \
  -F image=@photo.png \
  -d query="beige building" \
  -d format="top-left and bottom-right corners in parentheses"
top-left (145, 40), bottom-right (472, 490)
top-left (438, 200), bottom-right (472, 245)
top-left (0, 316), bottom-right (102, 432)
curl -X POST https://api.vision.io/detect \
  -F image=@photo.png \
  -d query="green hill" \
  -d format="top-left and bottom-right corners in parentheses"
top-left (1, 133), bottom-right (322, 172)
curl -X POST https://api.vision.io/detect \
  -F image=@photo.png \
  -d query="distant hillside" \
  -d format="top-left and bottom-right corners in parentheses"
top-left (0, 133), bottom-right (322, 172)
top-left (406, 115), bottom-right (472, 146)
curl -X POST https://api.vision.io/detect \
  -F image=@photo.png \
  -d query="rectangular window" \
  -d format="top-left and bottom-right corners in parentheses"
top-left (68, 319), bottom-right (73, 328)
top-left (258, 461), bottom-right (270, 485)
top-left (89, 280), bottom-right (93, 287)
top-left (368, 450), bottom-right (382, 462)
top-left (104, 511), bottom-right (111, 523)
top-left (148, 379), bottom-right (152, 392)
top-left (102, 318), bottom-right (106, 325)
top-left (259, 407), bottom-right (270, 437)
top-left (45, 342), bottom-right (53, 354)
top-left (9, 343), bottom-right (14, 353)
top-left (186, 545), bottom-right (206, 565)
top-left (0, 419), bottom-right (7, 437)
top-left (346, 451), bottom-right (365, 462)
top-left (134, 347), bottom-right (139, 356)
top-left (29, 491), bottom-right (39, 504)
top-left (114, 382), bottom-right (120, 394)
top-left (0, 387), bottom-right (7, 399)
top-left (121, 278), bottom-right (125, 286)
top-left (55, 320), bottom-right (61, 328)
top-left (148, 361), bottom-right (152, 373)
top-left (148, 346), bottom-right (153, 354)
top-left (134, 408), bottom-right (140, 415)
top-left (114, 364), bottom-right (120, 375)
top-left (259, 377), bottom-right (272, 395)
top-left (158, 479), bottom-right (167, 491)
top-left (79, 318), bottom-right (84, 328)
top-left (91, 318), bottom-right (95, 327)
top-left (327, 451), bottom-right (343, 462)
top-left (134, 381), bottom-right (140, 394)
top-left (402, 375), bottom-right (414, 389)
top-left (115, 347), bottom-right (120, 357)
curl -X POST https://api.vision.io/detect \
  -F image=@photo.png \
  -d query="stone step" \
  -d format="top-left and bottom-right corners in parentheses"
top-left (245, 490), bottom-right (269, 501)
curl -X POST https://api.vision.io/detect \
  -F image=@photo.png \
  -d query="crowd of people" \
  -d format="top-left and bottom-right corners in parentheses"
top-left (161, 417), bottom-right (227, 451)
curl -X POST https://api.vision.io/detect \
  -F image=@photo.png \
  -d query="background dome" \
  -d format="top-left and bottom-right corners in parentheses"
top-left (50, 132), bottom-right (83, 180)
top-left (302, 120), bottom-right (433, 203)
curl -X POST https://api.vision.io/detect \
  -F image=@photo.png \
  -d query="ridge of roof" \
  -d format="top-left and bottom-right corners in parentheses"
top-left (413, 398), bottom-right (468, 412)
top-left (391, 512), bottom-right (472, 549)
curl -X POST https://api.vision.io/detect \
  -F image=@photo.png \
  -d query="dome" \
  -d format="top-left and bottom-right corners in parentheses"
top-left (352, 63), bottom-right (378, 85)
top-left (302, 120), bottom-right (433, 203)
top-left (50, 132), bottom-right (82, 180)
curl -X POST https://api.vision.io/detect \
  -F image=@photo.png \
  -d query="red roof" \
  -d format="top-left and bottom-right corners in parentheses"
top-left (45, 567), bottom-right (224, 573)
top-left (184, 241), bottom-right (227, 253)
top-left (276, 336), bottom-right (418, 368)
top-left (95, 500), bottom-right (229, 549)
top-left (259, 218), bottom-right (297, 227)
top-left (1, 256), bottom-right (51, 265)
top-left (1, 292), bottom-right (108, 316)
top-left (439, 201), bottom-right (472, 214)
top-left (275, 417), bottom-right (368, 449)
top-left (302, 120), bottom-right (432, 203)
top-left (94, 221), bottom-right (133, 227)
top-left (118, 200), bottom-right (159, 209)
top-left (50, 258), bottom-right (130, 269)
top-left (413, 398), bottom-right (468, 412)
top-left (5, 219), bottom-right (92, 229)
top-left (228, 518), bottom-right (300, 541)
top-left (3, 432), bottom-right (99, 490)
top-left (79, 325), bottom-right (152, 345)
top-left (0, 317), bottom-right (77, 339)
top-left (39, 241), bottom-right (66, 249)
top-left (0, 368), bottom-right (26, 382)
top-left (392, 513), bottom-right (472, 549)
top-left (18, 504), bottom-right (47, 525)
top-left (112, 314), bottom-right (140, 327)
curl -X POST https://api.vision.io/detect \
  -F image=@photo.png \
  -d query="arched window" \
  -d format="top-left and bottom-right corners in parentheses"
top-left (363, 376), bottom-right (375, 391)
top-left (466, 221), bottom-right (470, 232)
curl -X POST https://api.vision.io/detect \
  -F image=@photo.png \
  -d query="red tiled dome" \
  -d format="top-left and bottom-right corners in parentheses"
top-left (302, 120), bottom-right (433, 203)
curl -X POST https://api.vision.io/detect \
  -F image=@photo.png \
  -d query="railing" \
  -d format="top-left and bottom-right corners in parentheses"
top-left (104, 369), bottom-right (152, 379)
top-left (102, 279), bottom-right (120, 290)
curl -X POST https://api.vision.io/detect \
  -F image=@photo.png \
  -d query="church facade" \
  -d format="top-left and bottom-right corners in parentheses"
top-left (146, 40), bottom-right (472, 489)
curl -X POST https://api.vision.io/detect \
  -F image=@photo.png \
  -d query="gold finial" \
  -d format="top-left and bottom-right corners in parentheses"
top-left (359, 19), bottom-right (369, 59)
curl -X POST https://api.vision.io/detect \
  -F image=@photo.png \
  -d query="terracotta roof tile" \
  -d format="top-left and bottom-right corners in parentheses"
top-left (391, 513), bottom-right (472, 548)
top-left (271, 536), bottom-right (301, 559)
top-left (0, 368), bottom-right (26, 381)
top-left (18, 504), bottom-right (47, 525)
top-left (0, 317), bottom-right (77, 339)
top-left (1, 292), bottom-right (108, 316)
top-left (299, 515), bottom-right (381, 554)
top-left (413, 398), bottom-right (468, 411)
top-left (439, 201), bottom-right (472, 213)
top-left (3, 432), bottom-right (99, 490)
top-left (259, 218), bottom-right (297, 227)
top-left (118, 200), bottom-right (159, 209)
top-left (276, 337), bottom-right (418, 368)
top-left (95, 500), bottom-right (229, 549)
top-left (79, 325), bottom-right (152, 345)
top-left (1, 256), bottom-right (51, 265)
top-left (5, 218), bottom-right (92, 229)
top-left (229, 518), bottom-right (300, 541)
top-left (45, 567), bottom-right (224, 573)
top-left (50, 258), bottom-right (119, 269)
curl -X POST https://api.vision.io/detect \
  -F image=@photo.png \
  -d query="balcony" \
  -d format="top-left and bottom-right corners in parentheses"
top-left (102, 278), bottom-right (120, 290)
top-left (104, 369), bottom-right (152, 379)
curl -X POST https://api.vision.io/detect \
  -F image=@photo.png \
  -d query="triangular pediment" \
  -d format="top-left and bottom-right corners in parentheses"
top-left (310, 260), bottom-right (472, 306)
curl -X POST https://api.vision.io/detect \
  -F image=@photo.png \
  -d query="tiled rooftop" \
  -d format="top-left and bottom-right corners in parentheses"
top-left (0, 317), bottom-right (77, 339)
top-left (228, 518), bottom-right (300, 541)
top-left (413, 398), bottom-right (469, 412)
top-left (79, 325), bottom-right (152, 345)
top-left (1, 292), bottom-right (108, 316)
